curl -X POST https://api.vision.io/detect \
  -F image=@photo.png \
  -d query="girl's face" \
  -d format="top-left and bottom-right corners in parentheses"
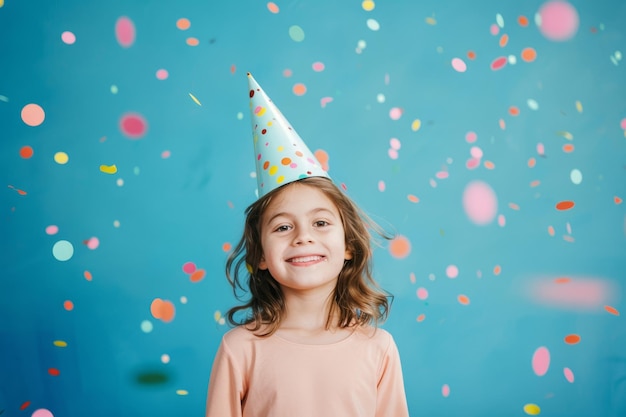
top-left (258, 183), bottom-right (352, 296)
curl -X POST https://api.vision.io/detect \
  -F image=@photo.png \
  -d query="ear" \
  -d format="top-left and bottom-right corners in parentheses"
top-left (344, 248), bottom-right (353, 261)
top-left (259, 256), bottom-right (268, 270)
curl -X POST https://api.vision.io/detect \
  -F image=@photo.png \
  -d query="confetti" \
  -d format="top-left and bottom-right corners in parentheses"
top-left (446, 265), bottom-right (459, 278)
top-left (156, 69), bottom-right (168, 80)
top-left (463, 181), bottom-right (498, 225)
top-left (523, 403), bottom-right (540, 415)
top-left (556, 201), bottom-right (574, 210)
top-left (441, 384), bottom-right (450, 397)
top-left (289, 25), bottom-right (305, 42)
top-left (119, 113), bottom-right (147, 139)
top-left (457, 295), bottom-right (470, 305)
top-left (451, 58), bottom-right (467, 72)
top-left (563, 367), bottom-right (575, 383)
top-left (186, 37), bottom-right (199, 46)
top-left (61, 31), bottom-right (76, 45)
top-left (150, 298), bottom-right (175, 323)
top-left (564, 334), bottom-right (580, 344)
top-left (115, 16), bottom-right (135, 48)
top-left (362, 0), bottom-right (375, 11)
top-left (21, 103), bottom-right (45, 126)
top-left (100, 164), bottom-right (117, 174)
top-left (190, 269), bottom-right (206, 282)
top-left (292, 83), bottom-right (307, 96)
top-left (366, 19), bottom-right (380, 31)
top-left (176, 18), bottom-right (191, 30)
top-left (521, 47), bottom-right (537, 62)
top-left (389, 235), bottom-right (411, 259)
top-left (32, 409), bottom-right (54, 417)
top-left (604, 305), bottom-right (620, 316)
top-left (189, 93), bottom-right (202, 106)
top-left (52, 240), bottom-right (74, 261)
top-left (490, 56), bottom-right (507, 70)
top-left (54, 152), bottom-right (69, 164)
top-left (532, 346), bottom-right (550, 376)
top-left (320, 97), bottom-right (333, 108)
top-left (538, 1), bottom-right (579, 41)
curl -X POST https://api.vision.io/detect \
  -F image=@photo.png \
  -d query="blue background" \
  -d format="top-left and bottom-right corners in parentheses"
top-left (1, 0), bottom-right (625, 416)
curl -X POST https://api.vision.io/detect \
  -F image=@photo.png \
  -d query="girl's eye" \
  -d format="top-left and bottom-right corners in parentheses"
top-left (314, 220), bottom-right (329, 227)
top-left (275, 225), bottom-right (291, 232)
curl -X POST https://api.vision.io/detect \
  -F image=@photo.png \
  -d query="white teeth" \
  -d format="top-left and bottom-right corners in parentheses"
top-left (288, 256), bottom-right (323, 263)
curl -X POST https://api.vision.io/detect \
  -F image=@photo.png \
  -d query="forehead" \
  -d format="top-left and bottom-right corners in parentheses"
top-left (263, 183), bottom-right (340, 217)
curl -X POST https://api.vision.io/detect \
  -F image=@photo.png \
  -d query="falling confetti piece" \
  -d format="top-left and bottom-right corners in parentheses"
top-left (518, 15), bottom-right (529, 27)
top-left (564, 334), bottom-right (580, 344)
top-left (557, 131), bottom-right (574, 140)
top-left (411, 119), bottom-right (421, 131)
top-left (176, 390), bottom-right (189, 396)
top-left (563, 367), bottom-right (575, 383)
top-left (362, 0), bottom-right (375, 11)
top-left (366, 19), bottom-right (380, 31)
top-left (490, 23), bottom-right (500, 35)
top-left (119, 113), bottom-right (147, 139)
top-left (389, 235), bottom-right (411, 259)
top-left (320, 97), bottom-right (333, 108)
top-left (490, 56), bottom-right (507, 70)
top-left (189, 93), bottom-right (202, 106)
top-left (604, 305), bottom-right (620, 316)
top-left (556, 201), bottom-right (574, 211)
top-left (292, 83), bottom-right (307, 96)
top-left (389, 107), bottom-right (403, 120)
top-left (156, 69), bottom-right (169, 80)
top-left (614, 196), bottom-right (622, 204)
top-left (312, 61), bottom-right (325, 72)
top-left (21, 103), bottom-right (45, 126)
top-left (416, 314), bottom-right (426, 322)
top-left (150, 298), bottom-right (175, 323)
top-left (84, 237), bottom-right (99, 250)
top-left (52, 240), bottom-right (73, 261)
top-left (530, 180), bottom-right (541, 187)
top-left (548, 226), bottom-right (555, 236)
top-left (115, 16), bottom-right (136, 48)
top-left (521, 47), bottom-right (537, 62)
top-left (289, 25), bottom-right (305, 42)
top-left (451, 57), bottom-right (467, 72)
top-left (100, 164), bottom-right (117, 174)
top-left (463, 181), bottom-right (498, 225)
top-left (45, 225), bottom-right (59, 235)
top-left (19, 146), bottom-right (34, 159)
top-left (493, 265), bottom-right (502, 275)
top-left (532, 346), bottom-right (550, 376)
top-left (442, 384), bottom-right (450, 397)
top-left (53, 340), bottom-right (67, 347)
top-left (570, 169), bottom-right (582, 184)
top-left (407, 194), bottom-right (419, 203)
top-left (538, 0), bottom-right (579, 41)
top-left (84, 270), bottom-right (93, 281)
top-left (467, 50), bottom-right (476, 60)
top-left (186, 37), bottom-right (199, 46)
top-left (20, 401), bottom-right (30, 410)
top-left (496, 13), bottom-right (504, 28)
top-left (499, 34), bottom-right (509, 47)
top-left (457, 295), bottom-right (470, 305)
top-left (314, 149), bottom-right (329, 171)
top-left (48, 368), bottom-right (60, 376)
top-left (54, 152), bottom-right (69, 164)
top-left (523, 403), bottom-right (540, 415)
top-left (176, 18), bottom-right (191, 30)
top-left (425, 16), bottom-right (436, 25)
top-left (509, 106), bottom-right (520, 116)
top-left (527, 99), bottom-right (539, 110)
top-left (222, 242), bottom-right (232, 252)
top-left (267, 2), bottom-right (279, 13)
top-left (190, 269), bottom-right (206, 283)
top-left (61, 31), bottom-right (76, 45)
top-left (446, 265), bottom-right (459, 278)
top-left (575, 100), bottom-right (583, 112)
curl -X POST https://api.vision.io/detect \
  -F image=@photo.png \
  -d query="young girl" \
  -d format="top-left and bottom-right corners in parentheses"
top-left (205, 74), bottom-right (409, 417)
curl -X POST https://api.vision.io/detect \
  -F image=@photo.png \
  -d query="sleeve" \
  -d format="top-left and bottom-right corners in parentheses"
top-left (205, 337), bottom-right (245, 417)
top-left (376, 334), bottom-right (410, 417)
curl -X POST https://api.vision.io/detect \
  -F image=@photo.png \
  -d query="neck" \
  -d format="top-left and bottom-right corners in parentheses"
top-left (280, 287), bottom-right (337, 331)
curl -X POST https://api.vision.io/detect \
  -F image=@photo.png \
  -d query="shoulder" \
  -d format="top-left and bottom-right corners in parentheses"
top-left (222, 325), bottom-right (260, 347)
top-left (352, 325), bottom-right (396, 351)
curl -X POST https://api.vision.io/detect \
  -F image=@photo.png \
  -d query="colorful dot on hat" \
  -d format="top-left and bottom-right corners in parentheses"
top-left (277, 176), bottom-right (285, 183)
top-left (281, 157), bottom-right (291, 165)
top-left (269, 166), bottom-right (278, 175)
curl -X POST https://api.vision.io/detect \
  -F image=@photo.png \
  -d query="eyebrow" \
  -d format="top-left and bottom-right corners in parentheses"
top-left (265, 207), bottom-right (337, 226)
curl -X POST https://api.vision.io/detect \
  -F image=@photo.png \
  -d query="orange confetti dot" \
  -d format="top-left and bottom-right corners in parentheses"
top-left (562, 144), bottom-right (575, 153)
top-left (508, 106), bottom-right (520, 116)
top-left (20, 145), bottom-right (34, 159)
top-left (528, 157), bottom-right (536, 168)
top-left (564, 334), bottom-right (580, 345)
top-left (63, 300), bottom-right (74, 311)
top-left (484, 161), bottom-right (495, 170)
top-left (518, 15), bottom-right (529, 27)
top-left (493, 265), bottom-right (501, 275)
top-left (604, 305), bottom-right (620, 316)
top-left (150, 298), bottom-right (175, 322)
top-left (48, 368), bottom-right (60, 376)
top-left (508, 203), bottom-right (520, 210)
top-left (556, 201), bottom-right (575, 211)
top-left (521, 47), bottom-right (537, 62)
top-left (554, 277), bottom-right (571, 284)
top-left (267, 1), bottom-right (279, 13)
top-left (230, 64), bottom-right (236, 74)
top-left (416, 314), bottom-right (426, 322)
top-left (615, 196), bottom-right (623, 204)
top-left (530, 180), bottom-right (541, 187)
top-left (499, 34), bottom-right (509, 47)
top-left (292, 83), bottom-right (307, 96)
top-left (407, 194), bottom-right (419, 203)
top-left (176, 18), bottom-right (190, 30)
top-left (190, 269), bottom-right (206, 283)
top-left (499, 118), bottom-right (506, 130)
top-left (84, 270), bottom-right (92, 281)
top-left (314, 149), bottom-right (329, 171)
top-left (389, 235), bottom-right (411, 259)
top-left (222, 242), bottom-right (232, 252)
top-left (548, 225), bottom-right (555, 236)
top-left (467, 50), bottom-right (476, 60)
top-left (281, 157), bottom-right (292, 165)
top-left (457, 294), bottom-right (470, 305)
top-left (186, 37), bottom-right (199, 46)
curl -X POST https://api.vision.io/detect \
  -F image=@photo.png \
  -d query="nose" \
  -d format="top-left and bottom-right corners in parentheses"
top-left (292, 225), bottom-right (314, 245)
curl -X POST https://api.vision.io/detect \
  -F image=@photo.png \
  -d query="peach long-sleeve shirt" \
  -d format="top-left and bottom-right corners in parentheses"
top-left (206, 325), bottom-right (409, 417)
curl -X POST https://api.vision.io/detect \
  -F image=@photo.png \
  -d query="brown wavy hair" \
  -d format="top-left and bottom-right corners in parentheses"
top-left (225, 177), bottom-right (392, 336)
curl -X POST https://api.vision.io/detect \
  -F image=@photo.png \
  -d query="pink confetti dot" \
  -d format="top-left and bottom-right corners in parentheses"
top-left (312, 61), bottom-right (325, 72)
top-left (378, 180), bottom-right (386, 192)
top-left (470, 146), bottom-right (483, 159)
top-left (446, 265), bottom-right (459, 278)
top-left (436, 171), bottom-right (449, 179)
top-left (32, 409), bottom-right (54, 417)
top-left (463, 180), bottom-right (498, 225)
top-left (86, 237), bottom-right (99, 250)
top-left (61, 31), bottom-right (76, 44)
top-left (416, 287), bottom-right (428, 300)
top-left (538, 1), bottom-right (579, 41)
top-left (442, 384), bottom-right (450, 397)
top-left (537, 142), bottom-right (545, 155)
top-left (119, 112), bottom-right (147, 139)
top-left (620, 118), bottom-right (626, 130)
top-left (115, 16), bottom-right (136, 47)
top-left (490, 56), bottom-right (508, 71)
top-left (390, 138), bottom-right (401, 150)
top-left (465, 131), bottom-right (477, 143)
top-left (45, 225), bottom-right (59, 235)
top-left (451, 57), bottom-right (467, 72)
top-left (532, 346), bottom-right (550, 376)
top-left (182, 262), bottom-right (196, 274)
top-left (389, 107), bottom-right (403, 120)
top-left (563, 367), bottom-right (575, 383)
top-left (388, 149), bottom-right (399, 159)
top-left (161, 150), bottom-right (171, 159)
top-left (320, 97), bottom-right (333, 108)
top-left (498, 214), bottom-right (506, 227)
top-left (21, 103), bottom-right (45, 127)
top-left (466, 158), bottom-right (480, 170)
top-left (490, 23), bottom-right (500, 35)
top-left (156, 69), bottom-right (169, 80)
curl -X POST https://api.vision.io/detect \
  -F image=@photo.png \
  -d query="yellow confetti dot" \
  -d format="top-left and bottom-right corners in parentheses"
top-left (53, 340), bottom-right (68, 347)
top-left (0, 0), bottom-right (4, 7)
top-left (54, 152), bottom-right (69, 164)
top-left (524, 403), bottom-right (540, 415)
top-left (425, 16), bottom-right (437, 25)
top-left (557, 131), bottom-right (574, 140)
top-left (100, 164), bottom-right (118, 174)
top-left (362, 0), bottom-right (375, 11)
top-left (575, 100), bottom-right (583, 113)
top-left (213, 311), bottom-right (222, 321)
top-left (189, 93), bottom-right (202, 106)
top-left (176, 389), bottom-right (189, 396)
top-left (411, 119), bottom-right (421, 131)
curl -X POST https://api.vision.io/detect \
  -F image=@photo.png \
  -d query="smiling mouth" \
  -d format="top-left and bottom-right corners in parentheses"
top-left (287, 255), bottom-right (325, 264)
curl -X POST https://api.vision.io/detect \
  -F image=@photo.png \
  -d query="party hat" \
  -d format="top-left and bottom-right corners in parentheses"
top-left (247, 72), bottom-right (330, 198)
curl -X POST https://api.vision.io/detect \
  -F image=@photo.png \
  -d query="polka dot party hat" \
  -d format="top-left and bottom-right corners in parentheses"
top-left (247, 72), bottom-right (330, 198)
